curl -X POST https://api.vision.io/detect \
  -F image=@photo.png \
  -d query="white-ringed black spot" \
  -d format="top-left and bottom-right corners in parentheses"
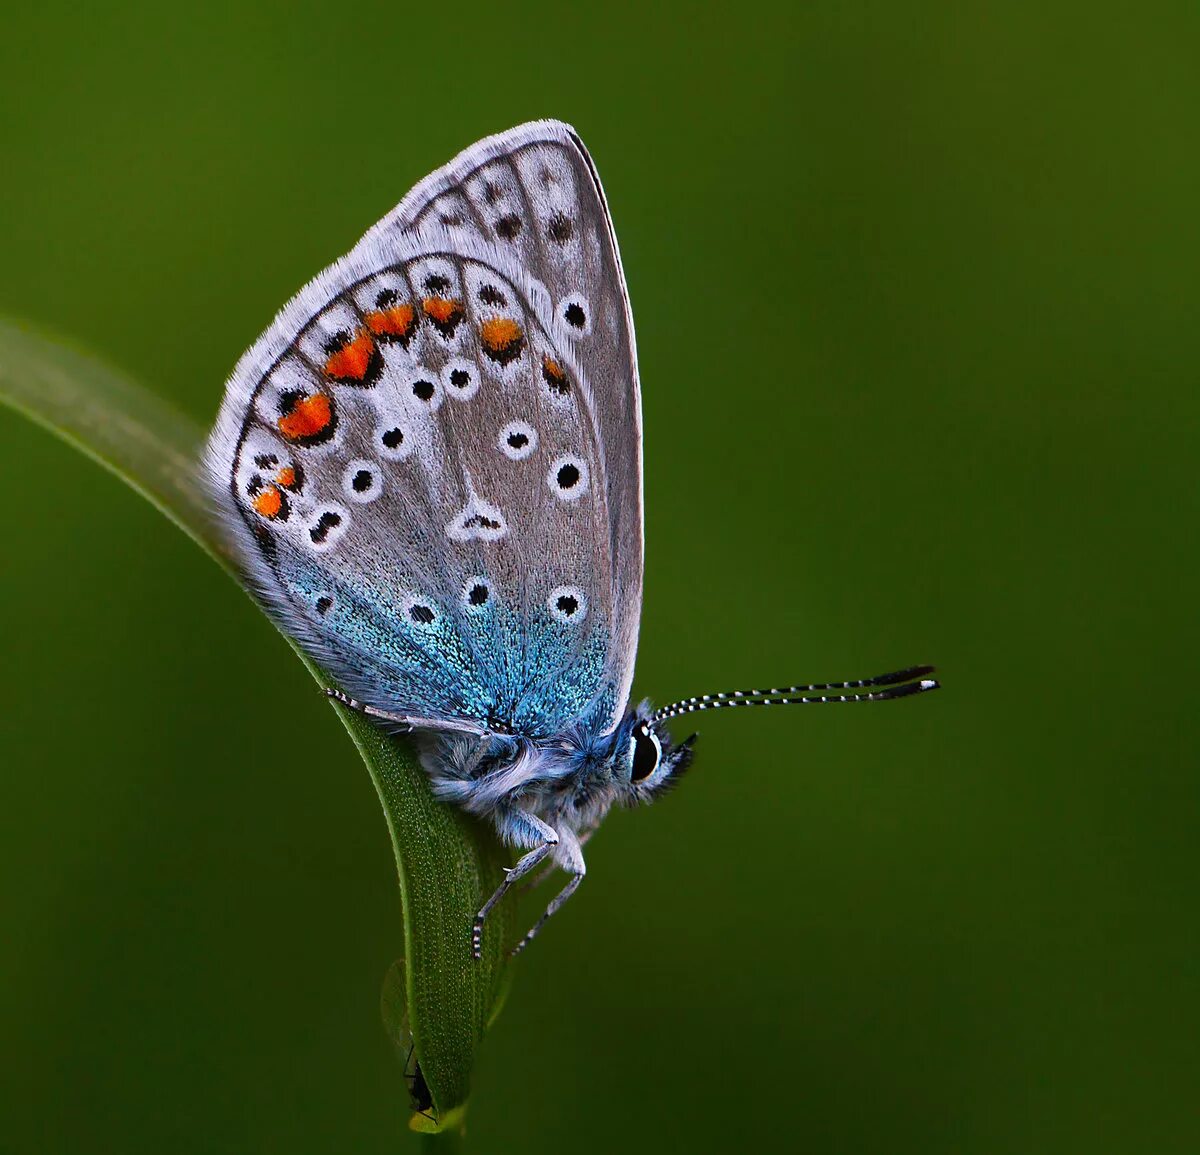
top-left (342, 458), bottom-right (382, 504)
top-left (498, 420), bottom-right (538, 461)
top-left (442, 358), bottom-right (479, 401)
top-left (412, 379), bottom-right (435, 402)
top-left (558, 293), bottom-right (592, 336)
top-left (548, 584), bottom-right (588, 624)
top-left (423, 274), bottom-right (450, 293)
top-left (409, 604), bottom-right (435, 625)
top-left (379, 417), bottom-right (417, 463)
top-left (462, 575), bottom-right (491, 610)
top-left (478, 284), bottom-right (506, 306)
top-left (375, 287), bottom-right (399, 308)
top-left (309, 510), bottom-right (342, 545)
top-left (446, 495), bottom-right (507, 542)
top-left (547, 454), bottom-right (589, 501)
top-left (377, 422), bottom-right (415, 462)
top-left (315, 595), bottom-right (333, 615)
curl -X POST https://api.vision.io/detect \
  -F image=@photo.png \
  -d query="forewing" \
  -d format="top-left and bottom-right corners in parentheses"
top-left (370, 121), bottom-right (644, 728)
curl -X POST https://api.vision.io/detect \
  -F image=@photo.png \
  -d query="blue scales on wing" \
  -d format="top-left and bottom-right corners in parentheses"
top-left (204, 123), bottom-right (643, 739)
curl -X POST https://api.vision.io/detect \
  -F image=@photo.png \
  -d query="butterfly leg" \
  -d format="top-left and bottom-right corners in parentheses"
top-left (511, 828), bottom-right (587, 956)
top-left (323, 688), bottom-right (414, 731)
top-left (520, 825), bottom-right (596, 893)
top-left (510, 874), bottom-right (584, 956)
top-left (473, 810), bottom-right (558, 959)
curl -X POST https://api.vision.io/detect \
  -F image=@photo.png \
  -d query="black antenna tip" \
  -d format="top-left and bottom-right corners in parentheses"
top-left (879, 676), bottom-right (940, 700)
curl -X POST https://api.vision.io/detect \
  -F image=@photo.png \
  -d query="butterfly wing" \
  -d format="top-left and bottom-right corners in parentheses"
top-left (375, 121), bottom-right (644, 729)
top-left (205, 122), bottom-right (643, 738)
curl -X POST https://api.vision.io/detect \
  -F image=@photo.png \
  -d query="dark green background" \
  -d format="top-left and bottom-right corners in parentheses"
top-left (2, 4), bottom-right (1196, 1152)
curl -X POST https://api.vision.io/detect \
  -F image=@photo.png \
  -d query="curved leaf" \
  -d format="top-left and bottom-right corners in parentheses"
top-left (0, 316), bottom-right (513, 1132)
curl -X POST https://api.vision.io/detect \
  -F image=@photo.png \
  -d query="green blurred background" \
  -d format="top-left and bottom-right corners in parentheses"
top-left (1, 3), bottom-right (1196, 1151)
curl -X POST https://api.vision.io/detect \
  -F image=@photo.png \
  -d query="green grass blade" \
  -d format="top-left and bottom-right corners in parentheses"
top-left (0, 316), bottom-right (512, 1131)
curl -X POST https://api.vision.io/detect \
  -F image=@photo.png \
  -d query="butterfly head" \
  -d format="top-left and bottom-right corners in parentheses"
top-left (615, 702), bottom-right (696, 803)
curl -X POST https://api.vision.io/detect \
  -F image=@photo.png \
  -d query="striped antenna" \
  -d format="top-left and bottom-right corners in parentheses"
top-left (651, 665), bottom-right (940, 723)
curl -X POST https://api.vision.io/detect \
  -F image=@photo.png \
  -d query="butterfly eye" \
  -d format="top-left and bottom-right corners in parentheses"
top-left (629, 724), bottom-right (662, 783)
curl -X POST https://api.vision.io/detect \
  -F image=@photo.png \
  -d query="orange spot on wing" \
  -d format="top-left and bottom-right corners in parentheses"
top-left (252, 485), bottom-right (284, 519)
top-left (275, 465), bottom-right (297, 490)
top-left (278, 393), bottom-right (333, 442)
top-left (324, 329), bottom-right (377, 382)
top-left (422, 296), bottom-right (464, 335)
top-left (482, 317), bottom-right (522, 348)
top-left (541, 356), bottom-right (568, 393)
top-left (481, 317), bottom-right (524, 364)
top-left (365, 302), bottom-right (416, 342)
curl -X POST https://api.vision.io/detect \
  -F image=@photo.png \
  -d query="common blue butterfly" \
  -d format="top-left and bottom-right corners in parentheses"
top-left (204, 121), bottom-right (938, 958)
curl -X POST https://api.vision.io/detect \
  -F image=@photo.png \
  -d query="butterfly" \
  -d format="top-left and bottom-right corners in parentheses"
top-left (204, 120), bottom-right (939, 958)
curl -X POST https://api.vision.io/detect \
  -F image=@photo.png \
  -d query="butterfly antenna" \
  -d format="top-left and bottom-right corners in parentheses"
top-left (651, 665), bottom-right (940, 723)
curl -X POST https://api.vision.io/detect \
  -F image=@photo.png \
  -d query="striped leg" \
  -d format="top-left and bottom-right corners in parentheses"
top-left (323, 687), bottom-right (413, 730)
top-left (510, 826), bottom-right (587, 956)
top-left (473, 810), bottom-right (559, 959)
top-left (510, 873), bottom-right (584, 956)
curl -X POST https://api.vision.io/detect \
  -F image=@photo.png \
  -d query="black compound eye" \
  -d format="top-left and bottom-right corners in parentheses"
top-left (629, 724), bottom-right (662, 783)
